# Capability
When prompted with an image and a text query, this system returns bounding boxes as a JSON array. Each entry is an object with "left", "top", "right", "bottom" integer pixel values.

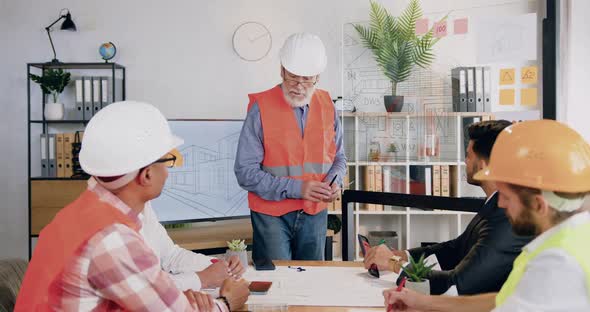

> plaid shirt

[{"left": 49, "top": 178, "right": 227, "bottom": 311}]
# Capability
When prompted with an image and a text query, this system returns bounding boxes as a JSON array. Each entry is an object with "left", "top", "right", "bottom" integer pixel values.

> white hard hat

[
  {"left": 279, "top": 33, "right": 327, "bottom": 77},
  {"left": 79, "top": 101, "right": 183, "bottom": 177}
]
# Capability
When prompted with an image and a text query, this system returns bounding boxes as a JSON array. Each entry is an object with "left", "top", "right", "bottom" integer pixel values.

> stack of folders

[
  {"left": 71, "top": 76, "right": 120, "bottom": 120},
  {"left": 451, "top": 67, "right": 491, "bottom": 112},
  {"left": 40, "top": 132, "right": 83, "bottom": 178}
]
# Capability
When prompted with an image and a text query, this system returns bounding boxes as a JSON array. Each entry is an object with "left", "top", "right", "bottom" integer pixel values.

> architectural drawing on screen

[{"left": 150, "top": 120, "right": 249, "bottom": 222}]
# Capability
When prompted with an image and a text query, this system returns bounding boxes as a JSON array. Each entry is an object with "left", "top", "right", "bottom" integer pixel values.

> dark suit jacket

[{"left": 407, "top": 193, "right": 532, "bottom": 295}]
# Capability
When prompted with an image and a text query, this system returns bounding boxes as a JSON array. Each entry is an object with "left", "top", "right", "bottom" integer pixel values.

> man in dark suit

[{"left": 364, "top": 120, "right": 532, "bottom": 295}]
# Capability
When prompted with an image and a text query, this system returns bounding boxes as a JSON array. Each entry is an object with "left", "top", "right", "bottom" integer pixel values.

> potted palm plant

[
  {"left": 354, "top": 0, "right": 444, "bottom": 112},
  {"left": 402, "top": 253, "right": 436, "bottom": 294},
  {"left": 30, "top": 69, "right": 71, "bottom": 120}
]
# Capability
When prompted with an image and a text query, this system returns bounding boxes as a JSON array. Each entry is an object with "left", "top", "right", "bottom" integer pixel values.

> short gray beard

[{"left": 282, "top": 85, "right": 315, "bottom": 108}]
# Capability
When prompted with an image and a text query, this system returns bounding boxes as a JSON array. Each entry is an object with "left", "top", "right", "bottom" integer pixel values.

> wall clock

[{"left": 232, "top": 22, "right": 272, "bottom": 62}]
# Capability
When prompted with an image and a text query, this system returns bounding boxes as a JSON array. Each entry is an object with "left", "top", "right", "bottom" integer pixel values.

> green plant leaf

[
  {"left": 353, "top": 0, "right": 446, "bottom": 95},
  {"left": 398, "top": 0, "right": 422, "bottom": 41},
  {"left": 29, "top": 69, "right": 71, "bottom": 100}
]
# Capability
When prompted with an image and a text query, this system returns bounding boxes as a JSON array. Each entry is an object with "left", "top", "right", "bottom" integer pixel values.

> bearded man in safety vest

[
  {"left": 234, "top": 33, "right": 347, "bottom": 263},
  {"left": 384, "top": 119, "right": 590, "bottom": 312},
  {"left": 16, "top": 101, "right": 249, "bottom": 311}
]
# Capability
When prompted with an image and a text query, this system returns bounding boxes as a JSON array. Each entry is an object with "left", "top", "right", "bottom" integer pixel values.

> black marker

[{"left": 329, "top": 174, "right": 338, "bottom": 187}]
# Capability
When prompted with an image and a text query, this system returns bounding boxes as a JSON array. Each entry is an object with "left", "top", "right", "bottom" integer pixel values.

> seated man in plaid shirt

[{"left": 16, "top": 101, "right": 250, "bottom": 311}]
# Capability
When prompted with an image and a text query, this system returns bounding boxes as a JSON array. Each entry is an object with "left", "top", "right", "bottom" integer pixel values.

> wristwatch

[
  {"left": 217, "top": 296, "right": 231, "bottom": 311},
  {"left": 389, "top": 255, "right": 403, "bottom": 271}
]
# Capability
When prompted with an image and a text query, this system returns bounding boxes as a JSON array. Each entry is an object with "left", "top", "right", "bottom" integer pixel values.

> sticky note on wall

[
  {"left": 521, "top": 66, "right": 538, "bottom": 84},
  {"left": 415, "top": 18, "right": 429, "bottom": 35},
  {"left": 500, "top": 68, "right": 515, "bottom": 85},
  {"left": 521, "top": 88, "right": 537, "bottom": 106},
  {"left": 454, "top": 18, "right": 468, "bottom": 34},
  {"left": 499, "top": 89, "right": 515, "bottom": 105},
  {"left": 434, "top": 21, "right": 447, "bottom": 38}
]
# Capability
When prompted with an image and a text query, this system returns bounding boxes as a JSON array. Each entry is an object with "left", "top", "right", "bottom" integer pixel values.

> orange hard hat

[{"left": 474, "top": 119, "right": 590, "bottom": 193}]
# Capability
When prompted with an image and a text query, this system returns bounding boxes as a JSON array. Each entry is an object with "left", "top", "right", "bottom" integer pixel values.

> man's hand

[
  {"left": 389, "top": 250, "right": 409, "bottom": 273},
  {"left": 227, "top": 255, "right": 246, "bottom": 279},
  {"left": 392, "top": 249, "right": 408, "bottom": 261},
  {"left": 196, "top": 260, "right": 230, "bottom": 289},
  {"left": 364, "top": 244, "right": 396, "bottom": 271},
  {"left": 184, "top": 290, "right": 216, "bottom": 312},
  {"left": 322, "top": 182, "right": 341, "bottom": 203},
  {"left": 301, "top": 181, "right": 332, "bottom": 202},
  {"left": 383, "top": 288, "right": 429, "bottom": 312},
  {"left": 220, "top": 278, "right": 250, "bottom": 311}
]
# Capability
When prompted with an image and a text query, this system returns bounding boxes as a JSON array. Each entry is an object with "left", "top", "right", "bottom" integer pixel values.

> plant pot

[
  {"left": 406, "top": 280, "right": 430, "bottom": 294},
  {"left": 44, "top": 102, "right": 65, "bottom": 120},
  {"left": 379, "top": 152, "right": 397, "bottom": 162},
  {"left": 384, "top": 96, "right": 404, "bottom": 112},
  {"left": 226, "top": 250, "right": 248, "bottom": 268}
]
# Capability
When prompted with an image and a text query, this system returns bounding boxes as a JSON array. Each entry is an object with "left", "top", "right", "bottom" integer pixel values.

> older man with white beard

[{"left": 234, "top": 33, "right": 346, "bottom": 263}]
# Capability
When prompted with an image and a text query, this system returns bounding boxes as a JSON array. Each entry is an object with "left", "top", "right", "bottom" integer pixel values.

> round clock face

[{"left": 232, "top": 22, "right": 272, "bottom": 62}]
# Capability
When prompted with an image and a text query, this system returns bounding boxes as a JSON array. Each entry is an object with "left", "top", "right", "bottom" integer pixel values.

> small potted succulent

[
  {"left": 226, "top": 239, "right": 248, "bottom": 268},
  {"left": 29, "top": 68, "right": 71, "bottom": 120},
  {"left": 381, "top": 143, "right": 398, "bottom": 162},
  {"left": 402, "top": 253, "right": 436, "bottom": 294}
]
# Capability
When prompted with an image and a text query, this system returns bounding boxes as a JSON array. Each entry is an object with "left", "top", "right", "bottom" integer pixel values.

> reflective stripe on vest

[
  {"left": 247, "top": 85, "right": 336, "bottom": 216},
  {"left": 262, "top": 162, "right": 332, "bottom": 177},
  {"left": 495, "top": 220, "right": 590, "bottom": 307},
  {"left": 15, "top": 190, "right": 138, "bottom": 311}
]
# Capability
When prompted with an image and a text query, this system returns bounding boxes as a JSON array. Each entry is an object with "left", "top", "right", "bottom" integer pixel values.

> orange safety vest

[
  {"left": 15, "top": 190, "right": 138, "bottom": 311},
  {"left": 247, "top": 85, "right": 336, "bottom": 216}
]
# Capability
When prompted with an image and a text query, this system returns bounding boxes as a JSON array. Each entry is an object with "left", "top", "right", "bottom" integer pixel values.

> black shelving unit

[{"left": 27, "top": 62, "right": 126, "bottom": 258}]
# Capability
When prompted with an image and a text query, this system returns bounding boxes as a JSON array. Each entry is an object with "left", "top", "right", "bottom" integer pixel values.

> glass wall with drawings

[{"left": 334, "top": 0, "right": 546, "bottom": 259}]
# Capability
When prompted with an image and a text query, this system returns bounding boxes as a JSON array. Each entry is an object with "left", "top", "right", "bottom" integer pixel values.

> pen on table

[{"left": 387, "top": 277, "right": 407, "bottom": 312}]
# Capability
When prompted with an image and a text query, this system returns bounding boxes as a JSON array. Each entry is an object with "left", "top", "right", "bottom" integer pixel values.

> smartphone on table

[{"left": 358, "top": 234, "right": 380, "bottom": 278}]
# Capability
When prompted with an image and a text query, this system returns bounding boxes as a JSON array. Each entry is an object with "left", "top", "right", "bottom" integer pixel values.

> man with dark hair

[
  {"left": 365, "top": 119, "right": 531, "bottom": 295},
  {"left": 384, "top": 119, "right": 590, "bottom": 311}
]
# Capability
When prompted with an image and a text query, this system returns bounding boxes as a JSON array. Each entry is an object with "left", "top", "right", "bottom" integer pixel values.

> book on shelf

[
  {"left": 432, "top": 165, "right": 441, "bottom": 196},
  {"left": 441, "top": 165, "right": 450, "bottom": 197},
  {"left": 56, "top": 133, "right": 65, "bottom": 178},
  {"left": 374, "top": 165, "right": 383, "bottom": 211},
  {"left": 409, "top": 166, "right": 431, "bottom": 195}
]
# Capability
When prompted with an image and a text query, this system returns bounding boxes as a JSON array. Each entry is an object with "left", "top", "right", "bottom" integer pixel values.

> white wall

[
  {"left": 0, "top": 0, "right": 541, "bottom": 259},
  {"left": 559, "top": 0, "right": 590, "bottom": 141}
]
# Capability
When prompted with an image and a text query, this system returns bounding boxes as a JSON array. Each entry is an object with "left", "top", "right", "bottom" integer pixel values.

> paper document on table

[{"left": 243, "top": 266, "right": 399, "bottom": 307}]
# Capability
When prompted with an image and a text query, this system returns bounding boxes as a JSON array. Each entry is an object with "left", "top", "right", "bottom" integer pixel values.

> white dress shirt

[
  {"left": 139, "top": 202, "right": 214, "bottom": 291},
  {"left": 492, "top": 211, "right": 590, "bottom": 312}
]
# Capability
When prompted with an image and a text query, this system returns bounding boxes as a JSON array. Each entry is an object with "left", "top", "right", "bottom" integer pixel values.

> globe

[{"left": 99, "top": 42, "right": 117, "bottom": 62}]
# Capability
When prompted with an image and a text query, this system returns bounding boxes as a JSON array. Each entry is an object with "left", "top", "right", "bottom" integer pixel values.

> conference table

[{"left": 238, "top": 260, "right": 386, "bottom": 312}]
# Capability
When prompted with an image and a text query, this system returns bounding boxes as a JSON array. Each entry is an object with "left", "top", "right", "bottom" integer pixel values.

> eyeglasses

[
  {"left": 282, "top": 69, "right": 318, "bottom": 88},
  {"left": 153, "top": 154, "right": 177, "bottom": 168},
  {"left": 283, "top": 77, "right": 318, "bottom": 88}
]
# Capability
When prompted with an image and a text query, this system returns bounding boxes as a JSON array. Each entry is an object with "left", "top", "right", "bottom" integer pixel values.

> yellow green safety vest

[{"left": 495, "top": 220, "right": 590, "bottom": 307}]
